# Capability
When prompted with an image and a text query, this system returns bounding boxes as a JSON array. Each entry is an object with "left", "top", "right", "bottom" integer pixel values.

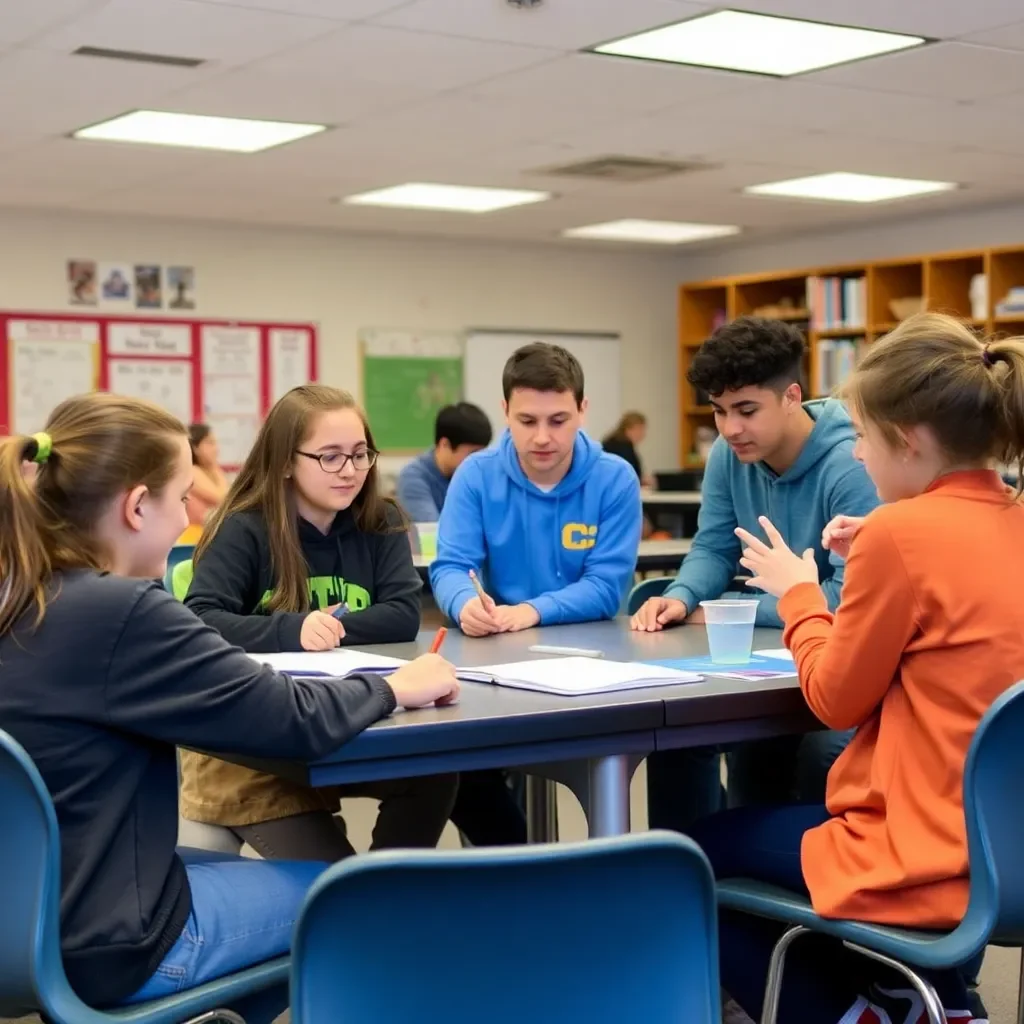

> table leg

[
  {"left": 525, "top": 775, "right": 559, "bottom": 843},
  {"left": 586, "top": 754, "right": 631, "bottom": 837}
]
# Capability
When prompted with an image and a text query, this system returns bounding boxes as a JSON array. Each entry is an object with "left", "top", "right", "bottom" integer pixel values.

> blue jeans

[
  {"left": 646, "top": 729, "right": 854, "bottom": 833},
  {"left": 124, "top": 849, "right": 328, "bottom": 1024},
  {"left": 689, "top": 805, "right": 970, "bottom": 1023}
]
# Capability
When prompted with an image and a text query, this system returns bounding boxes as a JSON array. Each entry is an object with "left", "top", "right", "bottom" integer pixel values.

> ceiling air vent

[
  {"left": 533, "top": 155, "right": 711, "bottom": 183},
  {"left": 73, "top": 46, "right": 205, "bottom": 68}
]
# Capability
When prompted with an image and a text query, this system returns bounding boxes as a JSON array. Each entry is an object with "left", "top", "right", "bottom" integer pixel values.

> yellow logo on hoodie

[{"left": 562, "top": 523, "right": 597, "bottom": 550}]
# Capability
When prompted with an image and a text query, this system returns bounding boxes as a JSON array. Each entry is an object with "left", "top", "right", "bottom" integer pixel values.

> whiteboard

[{"left": 463, "top": 330, "right": 621, "bottom": 444}]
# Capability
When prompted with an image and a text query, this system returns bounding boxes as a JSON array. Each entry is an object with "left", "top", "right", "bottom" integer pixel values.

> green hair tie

[{"left": 31, "top": 432, "right": 52, "bottom": 464}]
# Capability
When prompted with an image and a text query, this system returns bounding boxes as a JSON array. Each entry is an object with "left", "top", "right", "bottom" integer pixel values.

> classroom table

[
  {"left": 641, "top": 490, "right": 702, "bottom": 537},
  {"left": 216, "top": 620, "right": 816, "bottom": 839},
  {"left": 640, "top": 489, "right": 703, "bottom": 507},
  {"left": 412, "top": 537, "right": 693, "bottom": 575}
]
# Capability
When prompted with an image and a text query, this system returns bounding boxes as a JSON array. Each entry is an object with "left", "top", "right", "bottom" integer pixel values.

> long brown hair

[
  {"left": 0, "top": 393, "right": 187, "bottom": 637},
  {"left": 844, "top": 312, "right": 1024, "bottom": 486},
  {"left": 603, "top": 411, "right": 647, "bottom": 445},
  {"left": 195, "top": 384, "right": 403, "bottom": 614}
]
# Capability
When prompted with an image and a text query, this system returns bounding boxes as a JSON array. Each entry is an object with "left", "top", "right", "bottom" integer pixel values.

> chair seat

[
  {"left": 92, "top": 956, "right": 289, "bottom": 1024},
  {"left": 717, "top": 879, "right": 982, "bottom": 971}
]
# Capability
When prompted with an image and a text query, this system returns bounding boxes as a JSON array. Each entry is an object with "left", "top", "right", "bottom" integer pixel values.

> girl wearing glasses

[{"left": 181, "top": 384, "right": 457, "bottom": 862}]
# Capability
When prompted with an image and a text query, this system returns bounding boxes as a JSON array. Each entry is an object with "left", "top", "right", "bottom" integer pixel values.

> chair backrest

[
  {"left": 291, "top": 831, "right": 721, "bottom": 1024},
  {"left": 163, "top": 545, "right": 194, "bottom": 591},
  {"left": 962, "top": 679, "right": 1024, "bottom": 944},
  {"left": 169, "top": 559, "right": 194, "bottom": 601},
  {"left": 0, "top": 729, "right": 79, "bottom": 1019},
  {"left": 625, "top": 576, "right": 675, "bottom": 615}
]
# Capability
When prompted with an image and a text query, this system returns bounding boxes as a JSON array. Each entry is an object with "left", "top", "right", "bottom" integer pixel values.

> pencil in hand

[
  {"left": 429, "top": 626, "right": 448, "bottom": 655},
  {"left": 468, "top": 569, "right": 496, "bottom": 612}
]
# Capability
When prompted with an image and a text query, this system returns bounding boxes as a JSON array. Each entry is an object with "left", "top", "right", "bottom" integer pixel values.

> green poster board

[{"left": 360, "top": 331, "right": 463, "bottom": 451}]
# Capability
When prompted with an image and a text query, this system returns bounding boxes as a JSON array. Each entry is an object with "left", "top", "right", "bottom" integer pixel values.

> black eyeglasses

[{"left": 295, "top": 448, "right": 379, "bottom": 472}]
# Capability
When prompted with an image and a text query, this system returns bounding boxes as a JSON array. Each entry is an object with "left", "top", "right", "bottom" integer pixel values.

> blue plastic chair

[
  {"left": 717, "top": 678, "right": 1024, "bottom": 1024},
  {"left": 625, "top": 575, "right": 675, "bottom": 614},
  {"left": 291, "top": 832, "right": 721, "bottom": 1024},
  {"left": 0, "top": 727, "right": 288, "bottom": 1024}
]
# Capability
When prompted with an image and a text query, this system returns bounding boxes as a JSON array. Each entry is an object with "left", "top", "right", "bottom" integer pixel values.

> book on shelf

[
  {"left": 815, "top": 337, "right": 864, "bottom": 396},
  {"left": 807, "top": 275, "right": 866, "bottom": 330}
]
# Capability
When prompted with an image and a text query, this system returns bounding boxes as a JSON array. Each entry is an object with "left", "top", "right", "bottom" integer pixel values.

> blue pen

[{"left": 331, "top": 602, "right": 350, "bottom": 620}]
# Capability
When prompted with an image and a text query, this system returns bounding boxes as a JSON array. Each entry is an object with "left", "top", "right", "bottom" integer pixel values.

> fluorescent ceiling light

[
  {"left": 744, "top": 172, "right": 958, "bottom": 203},
  {"left": 343, "top": 183, "right": 550, "bottom": 213},
  {"left": 73, "top": 110, "right": 326, "bottom": 152},
  {"left": 591, "top": 10, "right": 926, "bottom": 77},
  {"left": 563, "top": 219, "right": 740, "bottom": 244}
]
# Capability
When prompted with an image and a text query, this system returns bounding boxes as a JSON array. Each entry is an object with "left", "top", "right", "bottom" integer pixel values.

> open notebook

[
  {"left": 456, "top": 657, "right": 702, "bottom": 696},
  {"left": 249, "top": 650, "right": 407, "bottom": 676}
]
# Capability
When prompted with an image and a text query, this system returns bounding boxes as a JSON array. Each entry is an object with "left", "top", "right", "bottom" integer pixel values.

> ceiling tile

[
  {"left": 0, "top": 47, "right": 209, "bottom": 135},
  {"left": 812, "top": 42, "right": 1024, "bottom": 102},
  {"left": 188, "top": 0, "right": 413, "bottom": 19},
  {"left": 33, "top": 0, "right": 341, "bottom": 66},
  {"left": 253, "top": 22, "right": 557, "bottom": 91},
  {"left": 0, "top": 0, "right": 100, "bottom": 47},
  {"left": 372, "top": 0, "right": 711, "bottom": 50},
  {"left": 726, "top": 0, "right": 1024, "bottom": 38}
]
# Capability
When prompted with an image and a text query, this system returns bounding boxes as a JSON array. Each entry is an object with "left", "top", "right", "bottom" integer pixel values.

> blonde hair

[
  {"left": 603, "top": 411, "right": 647, "bottom": 445},
  {"left": 0, "top": 393, "right": 187, "bottom": 636},
  {"left": 844, "top": 312, "right": 1024, "bottom": 484},
  {"left": 195, "top": 384, "right": 404, "bottom": 615}
]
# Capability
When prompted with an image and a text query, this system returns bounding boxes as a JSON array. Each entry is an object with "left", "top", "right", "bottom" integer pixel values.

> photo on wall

[
  {"left": 134, "top": 264, "right": 162, "bottom": 309},
  {"left": 167, "top": 265, "right": 195, "bottom": 310},
  {"left": 66, "top": 259, "right": 97, "bottom": 306},
  {"left": 98, "top": 262, "right": 133, "bottom": 309}
]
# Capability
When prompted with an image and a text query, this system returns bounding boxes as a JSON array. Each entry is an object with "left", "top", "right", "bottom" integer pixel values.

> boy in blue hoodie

[
  {"left": 632, "top": 316, "right": 880, "bottom": 831},
  {"left": 431, "top": 342, "right": 642, "bottom": 634}
]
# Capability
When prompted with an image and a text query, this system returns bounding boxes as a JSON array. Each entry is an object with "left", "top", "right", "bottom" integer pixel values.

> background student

[
  {"left": 691, "top": 312, "right": 1021, "bottom": 1024},
  {"left": 396, "top": 401, "right": 492, "bottom": 522},
  {"left": 631, "top": 317, "right": 880, "bottom": 831},
  {"left": 183, "top": 384, "right": 457, "bottom": 861},
  {"left": 0, "top": 394, "right": 459, "bottom": 1022},
  {"left": 186, "top": 422, "right": 229, "bottom": 527},
  {"left": 601, "top": 410, "right": 654, "bottom": 488},
  {"left": 431, "top": 341, "right": 642, "bottom": 635}
]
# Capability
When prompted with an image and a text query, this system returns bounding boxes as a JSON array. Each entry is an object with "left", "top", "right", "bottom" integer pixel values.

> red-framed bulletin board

[{"left": 0, "top": 311, "right": 318, "bottom": 469}]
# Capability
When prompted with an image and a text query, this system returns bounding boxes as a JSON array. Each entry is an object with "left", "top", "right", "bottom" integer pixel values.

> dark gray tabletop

[{"left": 218, "top": 619, "right": 817, "bottom": 787}]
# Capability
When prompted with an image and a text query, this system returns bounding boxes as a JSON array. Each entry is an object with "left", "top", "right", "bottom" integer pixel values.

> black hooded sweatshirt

[{"left": 185, "top": 504, "right": 421, "bottom": 652}]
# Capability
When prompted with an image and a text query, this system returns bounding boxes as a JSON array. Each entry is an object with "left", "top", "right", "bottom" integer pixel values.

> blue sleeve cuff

[
  {"left": 661, "top": 582, "right": 698, "bottom": 613},
  {"left": 448, "top": 586, "right": 477, "bottom": 624},
  {"left": 528, "top": 595, "right": 559, "bottom": 625}
]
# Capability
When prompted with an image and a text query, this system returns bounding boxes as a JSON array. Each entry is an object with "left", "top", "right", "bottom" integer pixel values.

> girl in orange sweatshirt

[{"left": 691, "top": 312, "right": 1024, "bottom": 1024}]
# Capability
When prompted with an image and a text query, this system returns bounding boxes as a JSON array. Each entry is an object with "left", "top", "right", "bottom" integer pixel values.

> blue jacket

[
  {"left": 664, "top": 399, "right": 880, "bottom": 626},
  {"left": 396, "top": 450, "right": 449, "bottom": 522},
  {"left": 430, "top": 430, "right": 642, "bottom": 625}
]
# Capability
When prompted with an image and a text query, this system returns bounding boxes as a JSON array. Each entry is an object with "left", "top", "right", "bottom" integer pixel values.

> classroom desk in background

[
  {"left": 214, "top": 620, "right": 815, "bottom": 838},
  {"left": 640, "top": 490, "right": 702, "bottom": 507},
  {"left": 412, "top": 537, "right": 693, "bottom": 576},
  {"left": 641, "top": 490, "right": 702, "bottom": 538}
]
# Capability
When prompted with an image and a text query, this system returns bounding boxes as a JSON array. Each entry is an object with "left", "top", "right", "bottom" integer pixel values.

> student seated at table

[
  {"left": 430, "top": 341, "right": 642, "bottom": 634},
  {"left": 183, "top": 384, "right": 457, "bottom": 861},
  {"left": 601, "top": 410, "right": 654, "bottom": 488},
  {"left": 187, "top": 422, "right": 229, "bottom": 527},
  {"left": 396, "top": 401, "right": 492, "bottom": 522},
  {"left": 690, "top": 312, "right": 1024, "bottom": 1024},
  {"left": 0, "top": 394, "right": 459, "bottom": 1021},
  {"left": 631, "top": 317, "right": 879, "bottom": 831}
]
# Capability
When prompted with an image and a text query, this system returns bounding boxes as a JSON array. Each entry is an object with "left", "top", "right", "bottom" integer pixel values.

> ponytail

[
  {"left": 0, "top": 393, "right": 187, "bottom": 638},
  {"left": 844, "top": 313, "right": 1024, "bottom": 492},
  {"left": 0, "top": 435, "right": 52, "bottom": 636}
]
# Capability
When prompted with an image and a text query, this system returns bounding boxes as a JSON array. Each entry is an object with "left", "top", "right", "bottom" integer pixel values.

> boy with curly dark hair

[{"left": 633, "top": 315, "right": 880, "bottom": 830}]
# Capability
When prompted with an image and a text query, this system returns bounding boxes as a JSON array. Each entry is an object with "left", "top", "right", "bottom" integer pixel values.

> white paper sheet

[
  {"left": 459, "top": 657, "right": 702, "bottom": 696},
  {"left": 269, "top": 328, "right": 312, "bottom": 401},
  {"left": 753, "top": 649, "right": 795, "bottom": 661},
  {"left": 250, "top": 650, "right": 408, "bottom": 676},
  {"left": 108, "top": 359, "right": 193, "bottom": 425}
]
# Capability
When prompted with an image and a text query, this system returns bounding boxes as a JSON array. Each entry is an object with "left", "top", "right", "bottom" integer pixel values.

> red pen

[{"left": 429, "top": 626, "right": 448, "bottom": 655}]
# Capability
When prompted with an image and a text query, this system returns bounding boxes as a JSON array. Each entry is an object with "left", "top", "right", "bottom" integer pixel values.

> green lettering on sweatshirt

[{"left": 258, "top": 576, "right": 371, "bottom": 612}]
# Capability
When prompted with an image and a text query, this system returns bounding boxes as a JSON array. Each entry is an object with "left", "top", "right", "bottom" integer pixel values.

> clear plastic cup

[{"left": 700, "top": 599, "right": 758, "bottom": 665}]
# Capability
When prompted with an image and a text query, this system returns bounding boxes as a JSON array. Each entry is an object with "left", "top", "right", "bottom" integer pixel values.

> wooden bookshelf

[{"left": 678, "top": 244, "right": 1024, "bottom": 466}]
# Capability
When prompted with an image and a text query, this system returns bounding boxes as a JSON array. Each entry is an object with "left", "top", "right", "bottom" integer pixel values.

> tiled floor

[{"left": 4, "top": 765, "right": 1019, "bottom": 1022}]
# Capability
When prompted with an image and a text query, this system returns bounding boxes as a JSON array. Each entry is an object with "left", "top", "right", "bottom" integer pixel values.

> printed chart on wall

[
  {"left": 269, "top": 327, "right": 314, "bottom": 402},
  {"left": 202, "top": 325, "right": 261, "bottom": 467},
  {"left": 8, "top": 319, "right": 99, "bottom": 433},
  {"left": 107, "top": 322, "right": 194, "bottom": 426},
  {"left": 360, "top": 329, "right": 462, "bottom": 452}
]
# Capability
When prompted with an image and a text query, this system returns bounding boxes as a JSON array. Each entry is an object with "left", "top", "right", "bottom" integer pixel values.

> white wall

[
  {"left": 0, "top": 207, "right": 682, "bottom": 472},
  {"left": 675, "top": 199, "right": 1024, "bottom": 281}
]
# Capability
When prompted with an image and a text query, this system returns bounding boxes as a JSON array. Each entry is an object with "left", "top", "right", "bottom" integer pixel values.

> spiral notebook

[
  {"left": 249, "top": 650, "right": 407, "bottom": 677},
  {"left": 455, "top": 657, "right": 702, "bottom": 696}
]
